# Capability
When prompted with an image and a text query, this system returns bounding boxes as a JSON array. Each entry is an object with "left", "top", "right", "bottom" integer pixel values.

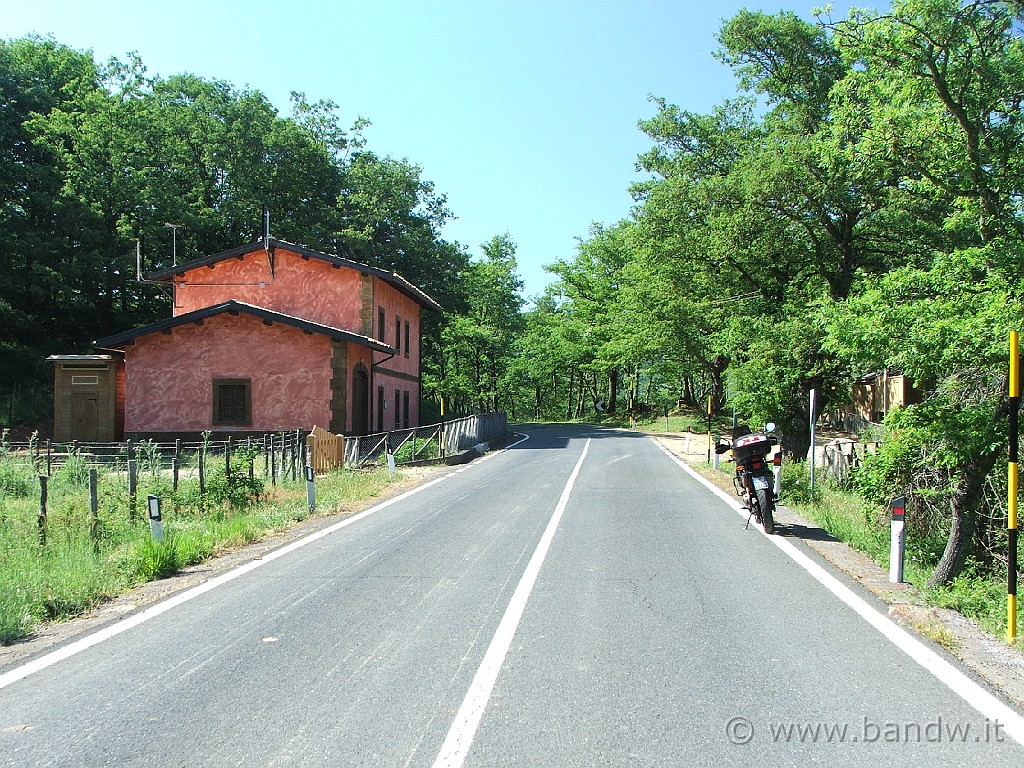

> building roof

[
  {"left": 146, "top": 237, "right": 443, "bottom": 312},
  {"left": 47, "top": 355, "right": 115, "bottom": 362},
  {"left": 93, "top": 300, "right": 397, "bottom": 353}
]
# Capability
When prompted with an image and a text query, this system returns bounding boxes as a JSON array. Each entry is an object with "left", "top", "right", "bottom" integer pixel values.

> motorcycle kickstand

[{"left": 743, "top": 509, "right": 755, "bottom": 530}]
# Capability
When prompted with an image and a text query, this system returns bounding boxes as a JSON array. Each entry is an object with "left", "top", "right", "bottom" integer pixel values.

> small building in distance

[
  {"left": 51, "top": 237, "right": 440, "bottom": 442},
  {"left": 48, "top": 354, "right": 124, "bottom": 443},
  {"left": 848, "top": 369, "right": 923, "bottom": 427}
]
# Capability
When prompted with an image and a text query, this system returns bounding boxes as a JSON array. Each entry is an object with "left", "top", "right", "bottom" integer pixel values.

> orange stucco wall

[
  {"left": 162, "top": 245, "right": 427, "bottom": 431},
  {"left": 370, "top": 276, "right": 421, "bottom": 428},
  {"left": 371, "top": 277, "right": 421, "bottom": 375},
  {"left": 173, "top": 248, "right": 364, "bottom": 330},
  {"left": 123, "top": 313, "right": 333, "bottom": 433}
]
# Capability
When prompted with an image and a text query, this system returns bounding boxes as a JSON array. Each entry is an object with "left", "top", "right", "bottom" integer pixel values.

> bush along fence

[
  {"left": 1, "top": 412, "right": 510, "bottom": 541},
  {"left": 0, "top": 430, "right": 310, "bottom": 547}
]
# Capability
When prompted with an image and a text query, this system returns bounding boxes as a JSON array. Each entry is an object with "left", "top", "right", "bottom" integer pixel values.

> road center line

[
  {"left": 657, "top": 439, "right": 1024, "bottom": 745},
  {"left": 432, "top": 438, "right": 591, "bottom": 768}
]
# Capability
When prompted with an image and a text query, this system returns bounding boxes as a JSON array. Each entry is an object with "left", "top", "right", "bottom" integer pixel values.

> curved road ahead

[{"left": 2, "top": 424, "right": 1023, "bottom": 766}]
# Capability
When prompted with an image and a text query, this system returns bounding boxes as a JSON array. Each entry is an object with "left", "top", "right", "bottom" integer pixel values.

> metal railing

[{"left": 1, "top": 412, "right": 510, "bottom": 475}]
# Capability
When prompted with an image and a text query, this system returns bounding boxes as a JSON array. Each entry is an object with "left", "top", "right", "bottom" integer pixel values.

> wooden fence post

[
  {"left": 198, "top": 446, "right": 206, "bottom": 496},
  {"left": 128, "top": 459, "right": 138, "bottom": 522},
  {"left": 291, "top": 431, "right": 298, "bottom": 482},
  {"left": 226, "top": 436, "right": 233, "bottom": 478},
  {"left": 89, "top": 468, "right": 99, "bottom": 550},
  {"left": 37, "top": 475, "right": 48, "bottom": 546}
]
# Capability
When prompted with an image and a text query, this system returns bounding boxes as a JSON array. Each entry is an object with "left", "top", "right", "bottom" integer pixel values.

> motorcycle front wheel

[{"left": 755, "top": 487, "right": 775, "bottom": 534}]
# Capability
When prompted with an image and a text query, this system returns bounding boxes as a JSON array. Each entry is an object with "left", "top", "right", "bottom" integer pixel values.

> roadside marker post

[
  {"left": 1009, "top": 331, "right": 1020, "bottom": 644},
  {"left": 889, "top": 495, "right": 906, "bottom": 584},
  {"left": 305, "top": 464, "right": 316, "bottom": 514},
  {"left": 147, "top": 495, "right": 164, "bottom": 543},
  {"left": 809, "top": 388, "right": 817, "bottom": 494},
  {"left": 706, "top": 394, "right": 713, "bottom": 465},
  {"left": 685, "top": 427, "right": 691, "bottom": 454}
]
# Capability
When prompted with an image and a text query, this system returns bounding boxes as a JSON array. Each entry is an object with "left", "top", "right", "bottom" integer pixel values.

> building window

[
  {"left": 394, "top": 389, "right": 400, "bottom": 430},
  {"left": 395, "top": 315, "right": 401, "bottom": 355},
  {"left": 404, "top": 321, "right": 410, "bottom": 359},
  {"left": 402, "top": 390, "right": 410, "bottom": 429},
  {"left": 213, "top": 378, "right": 251, "bottom": 426},
  {"left": 377, "top": 385, "right": 385, "bottom": 433},
  {"left": 378, "top": 307, "right": 385, "bottom": 341}
]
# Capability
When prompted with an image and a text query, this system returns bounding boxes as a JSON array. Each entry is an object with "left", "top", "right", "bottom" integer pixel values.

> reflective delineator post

[
  {"left": 147, "top": 494, "right": 164, "bottom": 543},
  {"left": 809, "top": 388, "right": 817, "bottom": 493},
  {"left": 706, "top": 394, "right": 713, "bottom": 465},
  {"left": 685, "top": 426, "right": 691, "bottom": 454},
  {"left": 305, "top": 464, "right": 316, "bottom": 514},
  {"left": 1009, "top": 331, "right": 1020, "bottom": 644},
  {"left": 889, "top": 495, "right": 906, "bottom": 584}
]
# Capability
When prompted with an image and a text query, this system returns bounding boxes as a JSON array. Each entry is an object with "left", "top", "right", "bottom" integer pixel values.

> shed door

[
  {"left": 352, "top": 369, "right": 369, "bottom": 436},
  {"left": 71, "top": 392, "right": 99, "bottom": 441}
]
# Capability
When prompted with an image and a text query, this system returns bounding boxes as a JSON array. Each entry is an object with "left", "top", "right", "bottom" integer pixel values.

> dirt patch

[{"left": 651, "top": 432, "right": 1024, "bottom": 710}]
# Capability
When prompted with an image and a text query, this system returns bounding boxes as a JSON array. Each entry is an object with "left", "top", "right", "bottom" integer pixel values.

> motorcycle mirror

[{"left": 765, "top": 422, "right": 776, "bottom": 432}]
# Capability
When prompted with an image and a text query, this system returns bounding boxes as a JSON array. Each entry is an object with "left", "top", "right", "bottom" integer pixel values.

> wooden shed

[{"left": 48, "top": 354, "right": 125, "bottom": 442}]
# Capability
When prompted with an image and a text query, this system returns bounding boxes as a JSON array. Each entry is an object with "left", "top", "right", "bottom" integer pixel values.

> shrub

[
  {"left": 780, "top": 460, "right": 821, "bottom": 505},
  {"left": 53, "top": 454, "right": 91, "bottom": 490},
  {"left": 0, "top": 461, "right": 34, "bottom": 498},
  {"left": 124, "top": 534, "right": 182, "bottom": 582}
]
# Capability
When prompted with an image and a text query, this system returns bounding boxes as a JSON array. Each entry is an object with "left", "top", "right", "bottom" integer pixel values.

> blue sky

[{"left": 4, "top": 1, "right": 856, "bottom": 300}]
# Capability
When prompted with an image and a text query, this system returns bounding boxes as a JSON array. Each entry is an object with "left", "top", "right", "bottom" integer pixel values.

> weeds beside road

[{"left": 0, "top": 450, "right": 406, "bottom": 645}]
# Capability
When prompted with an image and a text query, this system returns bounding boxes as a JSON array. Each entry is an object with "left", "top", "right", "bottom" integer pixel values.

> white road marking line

[
  {"left": 656, "top": 440, "right": 1024, "bottom": 745},
  {"left": 0, "top": 434, "right": 532, "bottom": 691},
  {"left": 432, "top": 438, "right": 591, "bottom": 768}
]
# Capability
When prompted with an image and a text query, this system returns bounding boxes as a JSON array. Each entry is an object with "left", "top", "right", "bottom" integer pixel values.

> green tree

[
  {"left": 437, "top": 234, "right": 524, "bottom": 414},
  {"left": 822, "top": 0, "right": 1024, "bottom": 585}
]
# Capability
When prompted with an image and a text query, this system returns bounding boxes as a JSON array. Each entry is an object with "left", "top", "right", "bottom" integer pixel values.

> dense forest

[{"left": 2, "top": 0, "right": 1024, "bottom": 586}]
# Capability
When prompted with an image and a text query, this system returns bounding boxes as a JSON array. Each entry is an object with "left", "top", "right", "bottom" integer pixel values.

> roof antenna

[
  {"left": 164, "top": 222, "right": 184, "bottom": 266},
  {"left": 263, "top": 206, "right": 275, "bottom": 276}
]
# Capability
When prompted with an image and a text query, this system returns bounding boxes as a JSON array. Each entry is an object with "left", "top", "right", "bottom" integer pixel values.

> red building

[{"left": 61, "top": 237, "right": 440, "bottom": 442}]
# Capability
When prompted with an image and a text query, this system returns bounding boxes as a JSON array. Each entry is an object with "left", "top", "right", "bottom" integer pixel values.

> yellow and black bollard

[{"left": 1010, "top": 331, "right": 1020, "bottom": 645}]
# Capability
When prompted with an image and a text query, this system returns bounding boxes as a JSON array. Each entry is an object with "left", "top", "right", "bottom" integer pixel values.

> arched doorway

[{"left": 352, "top": 366, "right": 369, "bottom": 436}]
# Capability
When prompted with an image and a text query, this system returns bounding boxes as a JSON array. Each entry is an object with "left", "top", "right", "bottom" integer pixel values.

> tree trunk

[
  {"left": 682, "top": 375, "right": 694, "bottom": 407},
  {"left": 706, "top": 356, "right": 728, "bottom": 413},
  {"left": 565, "top": 369, "right": 574, "bottom": 421},
  {"left": 608, "top": 369, "right": 618, "bottom": 414},
  {"left": 927, "top": 447, "right": 999, "bottom": 587}
]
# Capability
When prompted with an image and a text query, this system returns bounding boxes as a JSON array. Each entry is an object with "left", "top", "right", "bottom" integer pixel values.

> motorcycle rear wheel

[{"left": 755, "top": 487, "right": 775, "bottom": 534}]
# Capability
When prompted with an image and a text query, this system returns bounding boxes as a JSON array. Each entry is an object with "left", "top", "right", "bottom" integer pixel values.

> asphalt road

[{"left": 2, "top": 423, "right": 1024, "bottom": 766}]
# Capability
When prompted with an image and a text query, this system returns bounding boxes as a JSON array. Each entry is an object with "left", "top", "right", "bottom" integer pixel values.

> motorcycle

[{"left": 715, "top": 423, "right": 779, "bottom": 534}]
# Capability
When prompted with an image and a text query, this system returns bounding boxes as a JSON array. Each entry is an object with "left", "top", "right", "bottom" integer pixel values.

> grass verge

[{"left": 0, "top": 464, "right": 407, "bottom": 645}]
